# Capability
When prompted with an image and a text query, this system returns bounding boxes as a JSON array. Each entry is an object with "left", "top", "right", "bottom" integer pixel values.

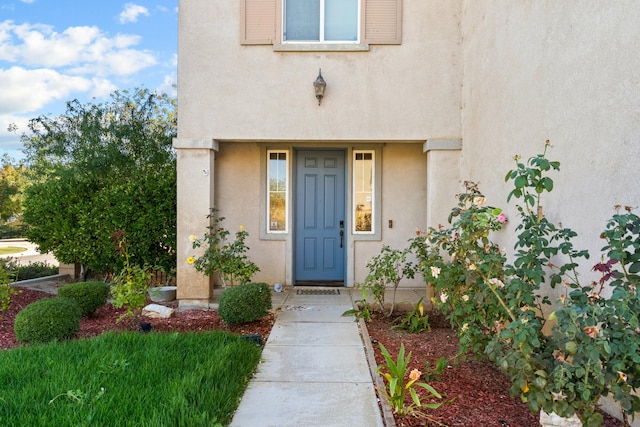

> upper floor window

[
  {"left": 241, "top": 0, "right": 402, "bottom": 46},
  {"left": 284, "top": 0, "right": 359, "bottom": 43}
]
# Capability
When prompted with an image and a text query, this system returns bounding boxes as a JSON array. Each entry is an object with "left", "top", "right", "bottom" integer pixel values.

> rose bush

[{"left": 408, "top": 142, "right": 638, "bottom": 426}]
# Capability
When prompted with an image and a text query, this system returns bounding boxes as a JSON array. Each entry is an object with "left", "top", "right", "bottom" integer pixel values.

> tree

[
  {"left": 0, "top": 155, "right": 27, "bottom": 222},
  {"left": 21, "top": 88, "right": 177, "bottom": 277}
]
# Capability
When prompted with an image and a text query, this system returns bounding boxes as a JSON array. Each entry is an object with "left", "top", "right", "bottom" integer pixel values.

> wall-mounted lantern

[{"left": 313, "top": 69, "right": 326, "bottom": 105}]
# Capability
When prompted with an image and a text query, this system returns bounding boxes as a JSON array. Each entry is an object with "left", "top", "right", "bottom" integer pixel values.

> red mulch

[
  {"left": 1, "top": 290, "right": 626, "bottom": 426},
  {"left": 0, "top": 288, "right": 275, "bottom": 350},
  {"left": 367, "top": 311, "right": 625, "bottom": 427}
]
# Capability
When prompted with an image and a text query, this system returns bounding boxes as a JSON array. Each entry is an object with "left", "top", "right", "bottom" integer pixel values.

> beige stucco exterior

[
  {"left": 176, "top": 0, "right": 640, "bottom": 321},
  {"left": 174, "top": 0, "right": 464, "bottom": 307},
  {"left": 176, "top": 2, "right": 640, "bottom": 420},
  {"left": 459, "top": 2, "right": 640, "bottom": 301}
]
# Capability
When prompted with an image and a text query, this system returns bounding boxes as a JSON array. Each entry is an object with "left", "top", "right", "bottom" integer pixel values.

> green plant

[
  {"left": 14, "top": 297, "right": 81, "bottom": 344},
  {"left": 360, "top": 245, "right": 417, "bottom": 316},
  {"left": 410, "top": 180, "right": 508, "bottom": 355},
  {"left": 392, "top": 297, "right": 430, "bottom": 333},
  {"left": 0, "top": 265, "right": 20, "bottom": 315},
  {"left": 58, "top": 281, "right": 110, "bottom": 317},
  {"left": 189, "top": 210, "right": 260, "bottom": 288},
  {"left": 22, "top": 88, "right": 177, "bottom": 277},
  {"left": 218, "top": 282, "right": 272, "bottom": 324},
  {"left": 422, "top": 357, "right": 450, "bottom": 382},
  {"left": 0, "top": 258, "right": 58, "bottom": 281},
  {"left": 412, "top": 142, "right": 640, "bottom": 425},
  {"left": 342, "top": 286, "right": 374, "bottom": 322},
  {"left": 109, "top": 230, "right": 152, "bottom": 323},
  {"left": 377, "top": 342, "right": 443, "bottom": 416}
]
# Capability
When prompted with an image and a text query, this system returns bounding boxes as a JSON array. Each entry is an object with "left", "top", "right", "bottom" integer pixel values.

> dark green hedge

[
  {"left": 218, "top": 283, "right": 272, "bottom": 324},
  {"left": 58, "top": 281, "right": 110, "bottom": 316},
  {"left": 14, "top": 297, "right": 81, "bottom": 344}
]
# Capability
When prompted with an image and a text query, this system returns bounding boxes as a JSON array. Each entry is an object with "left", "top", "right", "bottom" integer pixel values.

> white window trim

[
  {"left": 267, "top": 149, "right": 289, "bottom": 234},
  {"left": 281, "top": 0, "right": 361, "bottom": 44},
  {"left": 352, "top": 149, "right": 375, "bottom": 235}
]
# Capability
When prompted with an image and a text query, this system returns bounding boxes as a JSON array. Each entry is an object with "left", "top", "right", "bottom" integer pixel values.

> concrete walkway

[{"left": 230, "top": 288, "right": 385, "bottom": 427}]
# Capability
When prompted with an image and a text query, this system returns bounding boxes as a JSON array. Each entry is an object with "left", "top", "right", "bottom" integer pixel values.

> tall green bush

[
  {"left": 21, "top": 88, "right": 177, "bottom": 277},
  {"left": 14, "top": 297, "right": 81, "bottom": 344},
  {"left": 218, "top": 283, "right": 271, "bottom": 324},
  {"left": 58, "top": 281, "right": 110, "bottom": 316}
]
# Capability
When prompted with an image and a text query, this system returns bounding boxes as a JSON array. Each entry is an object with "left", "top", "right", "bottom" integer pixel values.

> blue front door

[{"left": 295, "top": 150, "right": 346, "bottom": 284}]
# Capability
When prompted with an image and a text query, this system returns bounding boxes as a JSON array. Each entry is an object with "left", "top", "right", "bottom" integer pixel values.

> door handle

[{"left": 339, "top": 230, "right": 344, "bottom": 248}]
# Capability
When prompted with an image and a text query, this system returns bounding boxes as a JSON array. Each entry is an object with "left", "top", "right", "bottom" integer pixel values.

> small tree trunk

[{"left": 388, "top": 281, "right": 400, "bottom": 317}]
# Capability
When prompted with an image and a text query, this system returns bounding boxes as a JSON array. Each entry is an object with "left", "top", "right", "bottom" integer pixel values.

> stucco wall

[
  {"left": 354, "top": 143, "right": 429, "bottom": 286},
  {"left": 177, "top": 0, "right": 462, "bottom": 142},
  {"left": 214, "top": 142, "right": 286, "bottom": 286},
  {"left": 211, "top": 142, "right": 429, "bottom": 288},
  {"left": 459, "top": 4, "right": 640, "bottom": 423},
  {"left": 460, "top": 1, "right": 640, "bottom": 291}
]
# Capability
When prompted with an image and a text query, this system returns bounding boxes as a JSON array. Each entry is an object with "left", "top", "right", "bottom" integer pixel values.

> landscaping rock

[
  {"left": 142, "top": 304, "right": 175, "bottom": 319},
  {"left": 540, "top": 411, "right": 583, "bottom": 427}
]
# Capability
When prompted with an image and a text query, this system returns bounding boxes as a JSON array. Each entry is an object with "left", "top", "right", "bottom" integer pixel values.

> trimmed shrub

[
  {"left": 0, "top": 258, "right": 58, "bottom": 281},
  {"left": 58, "top": 281, "right": 110, "bottom": 316},
  {"left": 218, "top": 282, "right": 272, "bottom": 324},
  {"left": 14, "top": 297, "right": 81, "bottom": 344}
]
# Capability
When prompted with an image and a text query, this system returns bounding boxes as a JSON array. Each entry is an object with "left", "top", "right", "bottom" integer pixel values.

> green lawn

[
  {"left": 0, "top": 331, "right": 262, "bottom": 426},
  {"left": 0, "top": 247, "right": 26, "bottom": 255}
]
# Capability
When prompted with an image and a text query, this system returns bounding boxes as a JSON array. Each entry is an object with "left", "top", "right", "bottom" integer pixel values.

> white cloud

[
  {"left": 9, "top": 23, "right": 102, "bottom": 67},
  {"left": 89, "top": 78, "right": 118, "bottom": 99},
  {"left": 157, "top": 73, "right": 176, "bottom": 97},
  {"left": 0, "top": 66, "right": 92, "bottom": 114},
  {"left": 119, "top": 3, "right": 150, "bottom": 24},
  {"left": 0, "top": 20, "right": 157, "bottom": 77}
]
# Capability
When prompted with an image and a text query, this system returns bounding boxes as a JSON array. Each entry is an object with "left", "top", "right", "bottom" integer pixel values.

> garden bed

[
  {"left": 366, "top": 311, "right": 625, "bottom": 427},
  {"left": 0, "top": 288, "right": 275, "bottom": 349},
  {"left": 0, "top": 290, "right": 627, "bottom": 426}
]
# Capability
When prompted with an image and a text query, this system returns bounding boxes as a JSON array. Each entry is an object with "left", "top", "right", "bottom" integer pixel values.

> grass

[
  {"left": 0, "top": 331, "right": 262, "bottom": 426},
  {"left": 0, "top": 247, "right": 26, "bottom": 255}
]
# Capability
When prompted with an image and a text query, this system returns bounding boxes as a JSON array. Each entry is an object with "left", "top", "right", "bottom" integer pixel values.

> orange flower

[
  {"left": 409, "top": 369, "right": 422, "bottom": 382},
  {"left": 583, "top": 326, "right": 599, "bottom": 338}
]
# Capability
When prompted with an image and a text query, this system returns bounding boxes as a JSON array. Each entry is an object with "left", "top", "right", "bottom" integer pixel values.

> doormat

[{"left": 296, "top": 289, "right": 341, "bottom": 296}]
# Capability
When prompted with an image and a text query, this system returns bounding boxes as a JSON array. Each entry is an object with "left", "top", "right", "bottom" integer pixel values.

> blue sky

[{"left": 0, "top": 0, "right": 178, "bottom": 161}]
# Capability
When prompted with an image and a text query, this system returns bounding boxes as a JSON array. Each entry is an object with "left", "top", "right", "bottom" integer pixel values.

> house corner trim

[
  {"left": 172, "top": 138, "right": 219, "bottom": 151},
  {"left": 423, "top": 138, "right": 462, "bottom": 153}
]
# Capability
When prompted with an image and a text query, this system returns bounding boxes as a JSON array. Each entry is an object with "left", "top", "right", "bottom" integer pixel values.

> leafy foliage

[
  {"left": 391, "top": 297, "right": 430, "bottom": 333},
  {"left": 190, "top": 210, "right": 260, "bottom": 287},
  {"left": 109, "top": 231, "right": 152, "bottom": 323},
  {"left": 412, "top": 141, "right": 639, "bottom": 425},
  {"left": 410, "top": 180, "right": 508, "bottom": 355},
  {"left": 14, "top": 297, "right": 81, "bottom": 344},
  {"left": 218, "top": 282, "right": 272, "bottom": 324},
  {"left": 341, "top": 287, "right": 374, "bottom": 322},
  {"left": 358, "top": 244, "right": 416, "bottom": 317},
  {"left": 21, "top": 88, "right": 177, "bottom": 276},
  {"left": 58, "top": 281, "right": 110, "bottom": 317},
  {"left": 377, "top": 342, "right": 443, "bottom": 416},
  {"left": 0, "top": 155, "right": 27, "bottom": 222},
  {"left": 0, "top": 258, "right": 58, "bottom": 281},
  {"left": 0, "top": 265, "right": 20, "bottom": 316}
]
